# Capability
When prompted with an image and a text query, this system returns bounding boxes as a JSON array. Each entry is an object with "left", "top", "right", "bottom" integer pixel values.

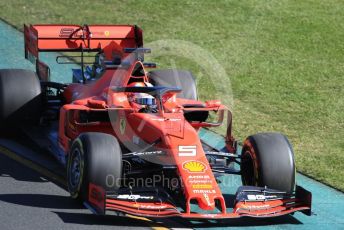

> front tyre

[
  {"left": 240, "top": 132, "right": 296, "bottom": 194},
  {"left": 67, "top": 132, "right": 122, "bottom": 200}
]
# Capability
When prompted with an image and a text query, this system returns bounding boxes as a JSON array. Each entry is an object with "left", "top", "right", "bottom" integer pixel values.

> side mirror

[{"left": 205, "top": 100, "right": 221, "bottom": 108}]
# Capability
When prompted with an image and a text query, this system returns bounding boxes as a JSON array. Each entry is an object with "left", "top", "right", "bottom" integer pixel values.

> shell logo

[
  {"left": 104, "top": 30, "right": 110, "bottom": 37},
  {"left": 183, "top": 161, "right": 206, "bottom": 173}
]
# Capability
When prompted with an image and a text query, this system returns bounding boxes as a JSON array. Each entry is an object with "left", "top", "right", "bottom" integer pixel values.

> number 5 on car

[{"left": 178, "top": 146, "right": 197, "bottom": 157}]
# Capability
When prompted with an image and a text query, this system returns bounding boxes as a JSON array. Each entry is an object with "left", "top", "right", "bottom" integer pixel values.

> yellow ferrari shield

[{"left": 119, "top": 118, "right": 126, "bottom": 134}]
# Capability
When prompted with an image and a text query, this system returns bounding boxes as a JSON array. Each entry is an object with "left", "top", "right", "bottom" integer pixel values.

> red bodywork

[{"left": 24, "top": 24, "right": 311, "bottom": 219}]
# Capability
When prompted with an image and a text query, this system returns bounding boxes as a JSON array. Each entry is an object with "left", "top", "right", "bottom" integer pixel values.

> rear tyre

[
  {"left": 67, "top": 132, "right": 122, "bottom": 201},
  {"left": 148, "top": 69, "right": 197, "bottom": 100},
  {"left": 240, "top": 132, "right": 296, "bottom": 194},
  {"left": 0, "top": 69, "right": 41, "bottom": 130}
]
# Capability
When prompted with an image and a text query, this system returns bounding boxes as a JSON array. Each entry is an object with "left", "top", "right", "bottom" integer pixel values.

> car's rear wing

[
  {"left": 24, "top": 24, "right": 144, "bottom": 81},
  {"left": 24, "top": 24, "right": 143, "bottom": 57}
]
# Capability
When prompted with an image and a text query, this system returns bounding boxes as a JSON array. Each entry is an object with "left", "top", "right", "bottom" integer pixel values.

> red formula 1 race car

[{"left": 0, "top": 24, "right": 311, "bottom": 219}]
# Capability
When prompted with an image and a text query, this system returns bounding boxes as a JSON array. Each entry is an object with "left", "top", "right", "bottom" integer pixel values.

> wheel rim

[{"left": 69, "top": 148, "right": 82, "bottom": 189}]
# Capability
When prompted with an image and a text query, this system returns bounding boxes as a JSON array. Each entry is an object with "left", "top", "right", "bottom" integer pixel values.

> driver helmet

[{"left": 127, "top": 82, "right": 156, "bottom": 110}]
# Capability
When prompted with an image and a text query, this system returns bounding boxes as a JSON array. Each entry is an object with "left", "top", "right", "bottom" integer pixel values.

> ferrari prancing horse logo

[{"left": 120, "top": 118, "right": 126, "bottom": 134}]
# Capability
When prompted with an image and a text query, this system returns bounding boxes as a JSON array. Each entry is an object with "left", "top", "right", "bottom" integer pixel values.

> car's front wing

[{"left": 85, "top": 183, "right": 311, "bottom": 219}]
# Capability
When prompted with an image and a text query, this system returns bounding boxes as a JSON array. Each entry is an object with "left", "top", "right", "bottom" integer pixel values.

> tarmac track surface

[{"left": 0, "top": 153, "right": 155, "bottom": 230}]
